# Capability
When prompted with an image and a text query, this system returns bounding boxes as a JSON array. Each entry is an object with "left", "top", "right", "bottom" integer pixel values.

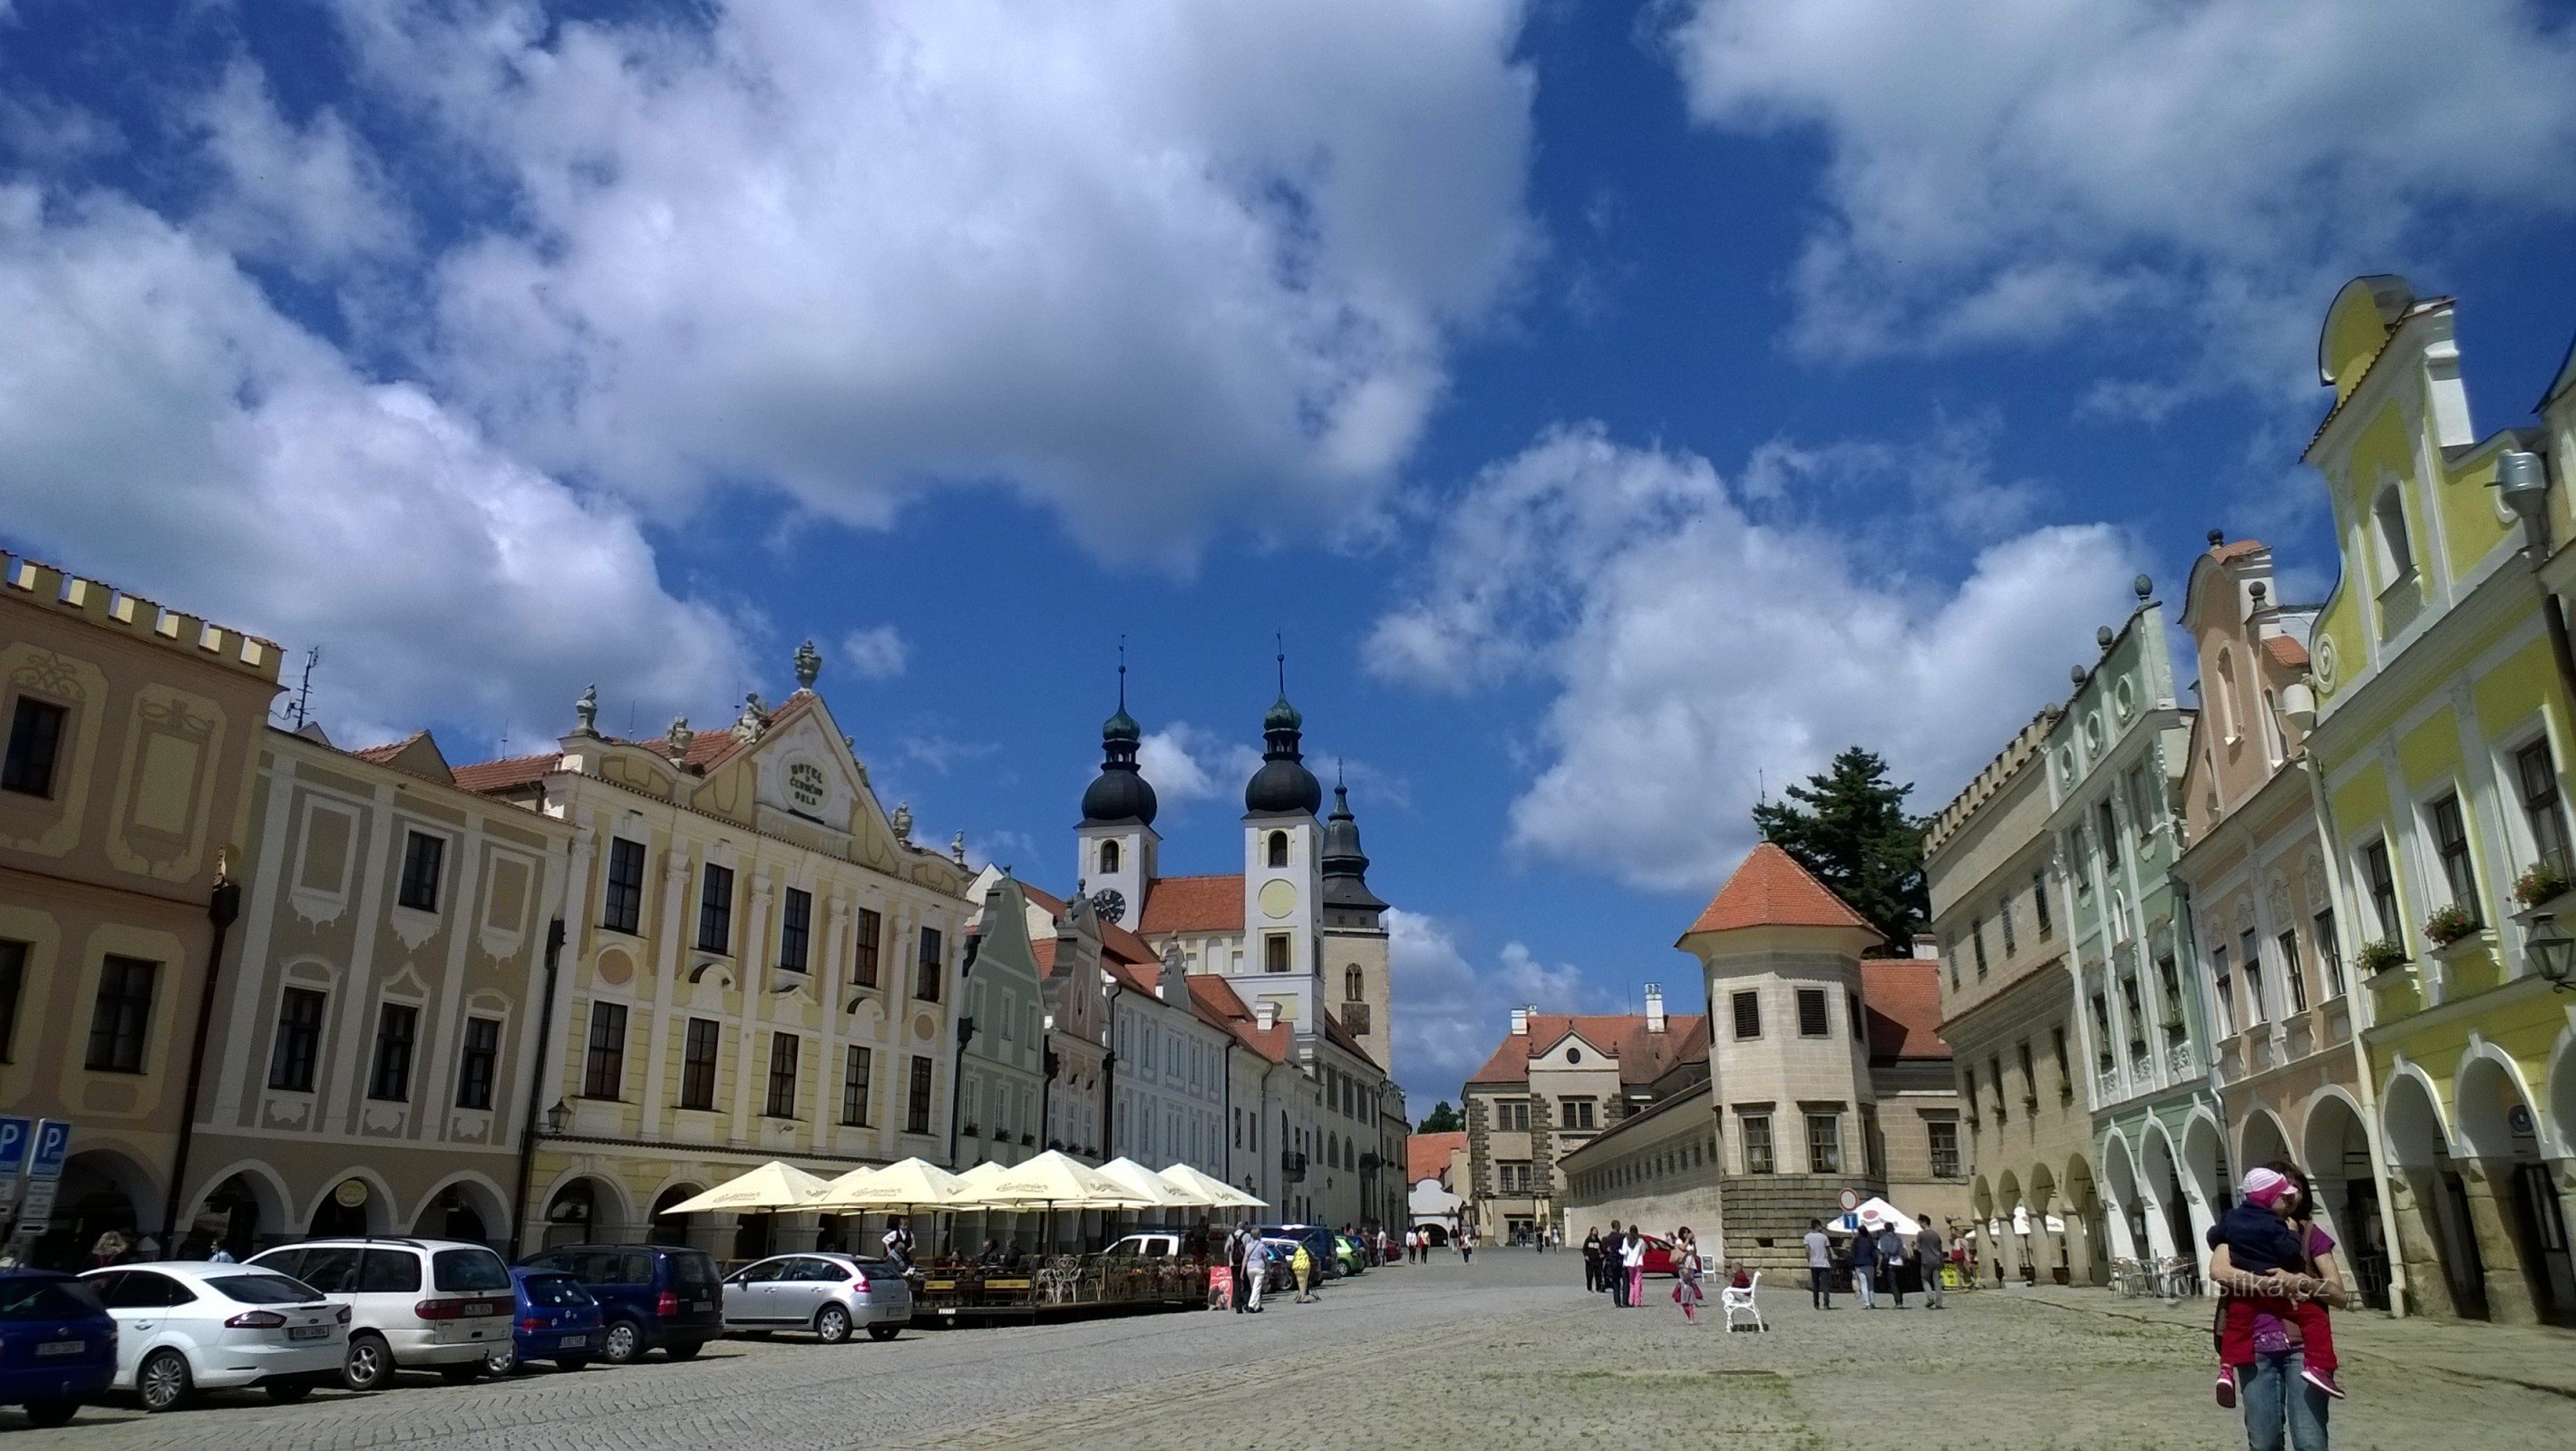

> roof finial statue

[
  {"left": 950, "top": 830, "right": 967, "bottom": 865},
  {"left": 733, "top": 691, "right": 770, "bottom": 743},
  {"left": 1277, "top": 628, "right": 1287, "bottom": 696},
  {"left": 574, "top": 684, "right": 598, "bottom": 735},
  {"left": 793, "top": 638, "right": 822, "bottom": 691},
  {"left": 666, "top": 716, "right": 694, "bottom": 759},
  {"left": 891, "top": 801, "right": 913, "bottom": 842}
]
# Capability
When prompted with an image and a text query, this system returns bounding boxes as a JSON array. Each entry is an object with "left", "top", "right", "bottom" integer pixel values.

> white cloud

[
  {"left": 333, "top": 0, "right": 1539, "bottom": 562},
  {"left": 1666, "top": 0, "right": 2576, "bottom": 394},
  {"left": 1372, "top": 423, "right": 2144, "bottom": 891},
  {"left": 1388, "top": 909, "right": 1604, "bottom": 1101},
  {"left": 1135, "top": 722, "right": 1263, "bottom": 806},
  {"left": 839, "top": 625, "right": 909, "bottom": 680},
  {"left": 0, "top": 184, "right": 745, "bottom": 751},
  {"left": 192, "top": 62, "right": 409, "bottom": 275}
]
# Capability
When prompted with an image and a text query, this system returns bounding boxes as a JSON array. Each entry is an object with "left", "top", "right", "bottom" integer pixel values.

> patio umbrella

[
  {"left": 1096, "top": 1158, "right": 1204, "bottom": 1211},
  {"left": 809, "top": 1157, "right": 967, "bottom": 1211},
  {"left": 972, "top": 1151, "right": 1158, "bottom": 1210},
  {"left": 1159, "top": 1162, "right": 1266, "bottom": 1210},
  {"left": 656, "top": 1161, "right": 828, "bottom": 1214}
]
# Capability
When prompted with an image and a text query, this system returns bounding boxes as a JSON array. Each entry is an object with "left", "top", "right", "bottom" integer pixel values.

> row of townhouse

[
  {"left": 1924, "top": 277, "right": 2576, "bottom": 1326},
  {"left": 0, "top": 580, "right": 1406, "bottom": 1266}
]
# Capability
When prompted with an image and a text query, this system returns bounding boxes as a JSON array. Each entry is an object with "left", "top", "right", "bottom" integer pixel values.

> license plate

[
  {"left": 36, "top": 1340, "right": 83, "bottom": 1358},
  {"left": 289, "top": 1325, "right": 330, "bottom": 1340},
  {"left": 462, "top": 1302, "right": 497, "bottom": 1317},
  {"left": 691, "top": 1300, "right": 713, "bottom": 1312},
  {"left": 560, "top": 1334, "right": 588, "bottom": 1349}
]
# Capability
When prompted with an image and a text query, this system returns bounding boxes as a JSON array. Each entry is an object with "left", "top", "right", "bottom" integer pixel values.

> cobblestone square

[{"left": 13, "top": 1252, "right": 2571, "bottom": 1449}]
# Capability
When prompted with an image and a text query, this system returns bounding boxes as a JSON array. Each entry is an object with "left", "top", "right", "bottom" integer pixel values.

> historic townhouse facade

[
  {"left": 183, "top": 726, "right": 571, "bottom": 1255},
  {"left": 957, "top": 873, "right": 1047, "bottom": 1172},
  {"left": 2170, "top": 534, "right": 2398, "bottom": 1307},
  {"left": 459, "top": 651, "right": 974, "bottom": 1259},
  {"left": 1926, "top": 708, "right": 2109, "bottom": 1287},
  {"left": 2050, "top": 579, "right": 2224, "bottom": 1270},
  {"left": 1463, "top": 993, "right": 1706, "bottom": 1242},
  {"left": 2300, "top": 278, "right": 2576, "bottom": 1324},
  {"left": 0, "top": 554, "right": 280, "bottom": 1266}
]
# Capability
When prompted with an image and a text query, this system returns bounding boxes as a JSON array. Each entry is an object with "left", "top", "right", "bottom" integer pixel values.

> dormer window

[
  {"left": 1099, "top": 840, "right": 1121, "bottom": 874},
  {"left": 1266, "top": 831, "right": 1288, "bottom": 868},
  {"left": 2372, "top": 482, "right": 2415, "bottom": 585}
]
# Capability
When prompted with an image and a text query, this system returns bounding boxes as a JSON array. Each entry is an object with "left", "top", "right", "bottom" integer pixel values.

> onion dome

[
  {"left": 1081, "top": 661, "right": 1157, "bottom": 826},
  {"left": 1321, "top": 777, "right": 1387, "bottom": 912},
  {"left": 1243, "top": 689, "right": 1322, "bottom": 815}
]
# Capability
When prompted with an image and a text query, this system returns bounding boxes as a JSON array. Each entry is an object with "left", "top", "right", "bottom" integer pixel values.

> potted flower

[
  {"left": 2423, "top": 903, "right": 2481, "bottom": 950},
  {"left": 2513, "top": 859, "right": 2572, "bottom": 916},
  {"left": 2355, "top": 937, "right": 2409, "bottom": 979}
]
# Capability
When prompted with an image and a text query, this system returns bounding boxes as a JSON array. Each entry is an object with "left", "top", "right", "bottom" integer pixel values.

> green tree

[
  {"left": 1416, "top": 1101, "right": 1463, "bottom": 1134},
  {"left": 1750, "top": 746, "right": 1928, "bottom": 953}
]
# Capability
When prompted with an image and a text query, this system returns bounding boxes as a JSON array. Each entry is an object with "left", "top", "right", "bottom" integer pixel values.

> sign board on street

[
  {"left": 14, "top": 1121, "right": 72, "bottom": 1237},
  {"left": 1842, "top": 1212, "right": 1859, "bottom": 1231},
  {"left": 0, "top": 1116, "right": 27, "bottom": 1213},
  {"left": 1837, "top": 1188, "right": 1860, "bottom": 1213}
]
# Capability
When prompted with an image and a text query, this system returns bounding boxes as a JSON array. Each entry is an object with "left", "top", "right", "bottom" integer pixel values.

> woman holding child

[{"left": 2206, "top": 1162, "right": 2348, "bottom": 1451}]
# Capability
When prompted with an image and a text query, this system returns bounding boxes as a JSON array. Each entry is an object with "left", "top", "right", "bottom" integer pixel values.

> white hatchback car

[
  {"left": 80, "top": 1263, "right": 348, "bottom": 1411},
  {"left": 247, "top": 1239, "right": 515, "bottom": 1391}
]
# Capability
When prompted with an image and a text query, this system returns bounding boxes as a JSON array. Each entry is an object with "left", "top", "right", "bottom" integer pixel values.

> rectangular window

[
  {"left": 1562, "top": 1097, "right": 1596, "bottom": 1130},
  {"left": 2363, "top": 840, "right": 2400, "bottom": 940},
  {"left": 1731, "top": 988, "right": 1762, "bottom": 1039},
  {"left": 1741, "top": 1114, "right": 1774, "bottom": 1174},
  {"left": 2073, "top": 823, "right": 2092, "bottom": 892},
  {"left": 1849, "top": 989, "right": 1865, "bottom": 1043},
  {"left": 1263, "top": 933, "right": 1290, "bottom": 973},
  {"left": 779, "top": 888, "right": 812, "bottom": 972},
  {"left": 906, "top": 1055, "right": 935, "bottom": 1135},
  {"left": 2120, "top": 977, "right": 2146, "bottom": 1056},
  {"left": 2211, "top": 948, "right": 2236, "bottom": 1034},
  {"left": 2278, "top": 930, "right": 2309, "bottom": 1013},
  {"left": 2099, "top": 800, "right": 2123, "bottom": 870},
  {"left": 1796, "top": 988, "right": 1830, "bottom": 1037},
  {"left": 679, "top": 1018, "right": 719, "bottom": 1111},
  {"left": 2519, "top": 739, "right": 2571, "bottom": 871},
  {"left": 914, "top": 927, "right": 944, "bottom": 1002},
  {"left": 2017, "top": 1041, "right": 2037, "bottom": 1105},
  {"left": 852, "top": 907, "right": 882, "bottom": 988},
  {"left": 1988, "top": 1057, "right": 2007, "bottom": 1121},
  {"left": 602, "top": 837, "right": 646, "bottom": 934},
  {"left": 84, "top": 955, "right": 157, "bottom": 1073},
  {"left": 2314, "top": 908, "right": 2343, "bottom": 997},
  {"left": 0, "top": 940, "right": 22, "bottom": 1062},
  {"left": 583, "top": 1002, "right": 627, "bottom": 1099},
  {"left": 1804, "top": 1112, "right": 1842, "bottom": 1175},
  {"left": 396, "top": 832, "right": 444, "bottom": 912},
  {"left": 268, "top": 987, "right": 326, "bottom": 1092},
  {"left": 1, "top": 696, "right": 66, "bottom": 796},
  {"left": 367, "top": 1002, "right": 418, "bottom": 1102},
  {"left": 2034, "top": 871, "right": 2055, "bottom": 938},
  {"left": 1495, "top": 1098, "right": 1531, "bottom": 1133},
  {"left": 454, "top": 1016, "right": 500, "bottom": 1110},
  {"left": 696, "top": 863, "right": 735, "bottom": 954},
  {"left": 2089, "top": 993, "right": 2114, "bottom": 1068},
  {"left": 2051, "top": 1027, "right": 2072, "bottom": 1096},
  {"left": 765, "top": 1032, "right": 800, "bottom": 1119},
  {"left": 1928, "top": 1119, "right": 1961, "bottom": 1178},
  {"left": 2127, "top": 766, "right": 2155, "bottom": 842},
  {"left": 1498, "top": 1162, "right": 1533, "bottom": 1194},
  {"left": 2431, "top": 794, "right": 2480, "bottom": 925},
  {"left": 841, "top": 1044, "right": 872, "bottom": 1125},
  {"left": 1972, "top": 915, "right": 1989, "bottom": 977},
  {"left": 1999, "top": 899, "right": 2017, "bottom": 955}
]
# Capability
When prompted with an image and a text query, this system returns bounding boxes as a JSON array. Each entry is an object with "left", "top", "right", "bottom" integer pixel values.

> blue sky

[{"left": 5, "top": 0, "right": 2574, "bottom": 1107}]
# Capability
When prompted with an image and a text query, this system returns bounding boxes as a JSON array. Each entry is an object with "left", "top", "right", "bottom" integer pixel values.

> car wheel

[
  {"left": 662, "top": 1340, "right": 705, "bottom": 1361},
  {"left": 484, "top": 1342, "right": 520, "bottom": 1376},
  {"left": 438, "top": 1362, "right": 484, "bottom": 1385},
  {"left": 555, "top": 1355, "right": 589, "bottom": 1373},
  {"left": 344, "top": 1333, "right": 394, "bottom": 1393},
  {"left": 814, "top": 1305, "right": 852, "bottom": 1344},
  {"left": 138, "top": 1348, "right": 194, "bottom": 1413},
  {"left": 600, "top": 1320, "right": 643, "bottom": 1364},
  {"left": 866, "top": 1324, "right": 899, "bottom": 1342}
]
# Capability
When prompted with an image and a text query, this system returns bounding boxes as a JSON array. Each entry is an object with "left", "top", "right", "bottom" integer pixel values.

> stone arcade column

[
  {"left": 2458, "top": 1163, "right": 2539, "bottom": 1325},
  {"left": 2384, "top": 1170, "right": 2458, "bottom": 1320}
]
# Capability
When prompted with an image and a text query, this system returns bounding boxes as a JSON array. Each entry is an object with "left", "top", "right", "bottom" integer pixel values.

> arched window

[
  {"left": 1099, "top": 840, "right": 1120, "bottom": 874},
  {"left": 1345, "top": 965, "right": 1365, "bottom": 1001},
  {"left": 1267, "top": 831, "right": 1288, "bottom": 868}
]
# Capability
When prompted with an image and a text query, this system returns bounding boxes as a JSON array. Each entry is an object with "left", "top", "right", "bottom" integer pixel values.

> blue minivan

[
  {"left": 0, "top": 1271, "right": 117, "bottom": 1427},
  {"left": 517, "top": 1244, "right": 724, "bottom": 1364}
]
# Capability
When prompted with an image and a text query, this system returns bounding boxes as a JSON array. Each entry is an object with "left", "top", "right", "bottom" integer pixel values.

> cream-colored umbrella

[
  {"left": 809, "top": 1157, "right": 967, "bottom": 1211},
  {"left": 656, "top": 1161, "right": 828, "bottom": 1214},
  {"left": 951, "top": 1160, "right": 1013, "bottom": 1197},
  {"left": 1160, "top": 1162, "right": 1266, "bottom": 1210},
  {"left": 971, "top": 1151, "right": 1159, "bottom": 1209},
  {"left": 1095, "top": 1157, "right": 1203, "bottom": 1210}
]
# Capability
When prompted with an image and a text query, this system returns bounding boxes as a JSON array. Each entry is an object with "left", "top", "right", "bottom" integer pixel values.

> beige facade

[
  {"left": 180, "top": 727, "right": 571, "bottom": 1254},
  {"left": 1560, "top": 1086, "right": 1725, "bottom": 1245},
  {"left": 0, "top": 552, "right": 280, "bottom": 1264},
  {"left": 1463, "top": 991, "right": 1706, "bottom": 1242}
]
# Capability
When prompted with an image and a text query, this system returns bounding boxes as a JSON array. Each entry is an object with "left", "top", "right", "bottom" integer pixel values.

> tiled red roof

[
  {"left": 1465, "top": 1013, "right": 1709, "bottom": 1087},
  {"left": 2262, "top": 635, "right": 2309, "bottom": 670},
  {"left": 1031, "top": 938, "right": 1058, "bottom": 975},
  {"left": 350, "top": 735, "right": 418, "bottom": 764},
  {"left": 2210, "top": 539, "right": 2264, "bottom": 563},
  {"left": 1860, "top": 959, "right": 1949, "bottom": 1062},
  {"left": 1022, "top": 882, "right": 1162, "bottom": 966},
  {"left": 1184, "top": 975, "right": 1290, "bottom": 1063},
  {"left": 454, "top": 695, "right": 828, "bottom": 797},
  {"left": 1407, "top": 1133, "right": 1464, "bottom": 1185},
  {"left": 1137, "top": 875, "right": 1244, "bottom": 935},
  {"left": 452, "top": 751, "right": 559, "bottom": 794},
  {"left": 1679, "top": 842, "right": 1880, "bottom": 941}
]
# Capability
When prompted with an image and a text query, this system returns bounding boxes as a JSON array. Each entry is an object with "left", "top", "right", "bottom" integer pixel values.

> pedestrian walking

[
  {"left": 1916, "top": 1213, "right": 1948, "bottom": 1309},
  {"left": 1581, "top": 1226, "right": 1603, "bottom": 1292},
  {"left": 1877, "top": 1224, "right": 1907, "bottom": 1307},
  {"left": 1804, "top": 1220, "right": 1833, "bottom": 1309},
  {"left": 1291, "top": 1242, "right": 1317, "bottom": 1302},
  {"left": 1850, "top": 1222, "right": 1879, "bottom": 1309},
  {"left": 1460, "top": 1227, "right": 1475, "bottom": 1264},
  {"left": 1230, "top": 1224, "right": 1251, "bottom": 1314},
  {"left": 1604, "top": 1220, "right": 1626, "bottom": 1305},
  {"left": 1241, "top": 1234, "right": 1271, "bottom": 1312},
  {"left": 1621, "top": 1226, "right": 1647, "bottom": 1309},
  {"left": 1672, "top": 1229, "right": 1704, "bottom": 1325}
]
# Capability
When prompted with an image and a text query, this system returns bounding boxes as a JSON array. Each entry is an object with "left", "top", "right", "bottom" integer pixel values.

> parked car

[
  {"left": 1635, "top": 1235, "right": 1679, "bottom": 1278},
  {"left": 1251, "top": 1238, "right": 1300, "bottom": 1291},
  {"left": 1102, "top": 1233, "right": 1183, "bottom": 1259},
  {"left": 1256, "top": 1225, "right": 1338, "bottom": 1280},
  {"left": 721, "top": 1254, "right": 909, "bottom": 1343},
  {"left": 248, "top": 1239, "right": 514, "bottom": 1391},
  {"left": 516, "top": 1243, "right": 725, "bottom": 1364},
  {"left": 0, "top": 1271, "right": 116, "bottom": 1428},
  {"left": 1331, "top": 1234, "right": 1366, "bottom": 1276},
  {"left": 80, "top": 1263, "right": 345, "bottom": 1410},
  {"left": 484, "top": 1270, "right": 601, "bottom": 1376}
]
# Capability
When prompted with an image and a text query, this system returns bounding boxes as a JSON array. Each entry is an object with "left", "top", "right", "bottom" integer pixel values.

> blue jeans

[
  {"left": 2241, "top": 1351, "right": 2329, "bottom": 1451},
  {"left": 1852, "top": 1265, "right": 1875, "bottom": 1307}
]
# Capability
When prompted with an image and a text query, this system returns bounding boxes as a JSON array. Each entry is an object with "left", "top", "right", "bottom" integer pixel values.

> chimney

[
  {"left": 1509, "top": 1006, "right": 1529, "bottom": 1037},
  {"left": 1256, "top": 1001, "right": 1278, "bottom": 1032},
  {"left": 1913, "top": 931, "right": 1939, "bottom": 960},
  {"left": 1644, "top": 984, "right": 1666, "bottom": 1034}
]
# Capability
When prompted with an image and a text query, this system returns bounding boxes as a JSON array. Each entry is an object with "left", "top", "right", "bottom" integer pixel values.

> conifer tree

[{"left": 1750, "top": 746, "right": 1928, "bottom": 952}]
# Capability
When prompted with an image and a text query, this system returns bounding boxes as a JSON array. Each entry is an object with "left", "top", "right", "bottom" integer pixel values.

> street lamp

[{"left": 2525, "top": 913, "right": 2576, "bottom": 992}]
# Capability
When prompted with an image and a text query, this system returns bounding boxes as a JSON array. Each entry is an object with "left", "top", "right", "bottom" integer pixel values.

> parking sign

[
  {"left": 0, "top": 1117, "right": 26, "bottom": 1213},
  {"left": 14, "top": 1121, "right": 70, "bottom": 1236}
]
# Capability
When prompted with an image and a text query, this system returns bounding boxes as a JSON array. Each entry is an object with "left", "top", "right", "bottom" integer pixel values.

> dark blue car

[
  {"left": 0, "top": 1271, "right": 117, "bottom": 1427},
  {"left": 487, "top": 1269, "right": 602, "bottom": 1375},
  {"left": 517, "top": 1244, "right": 724, "bottom": 1363}
]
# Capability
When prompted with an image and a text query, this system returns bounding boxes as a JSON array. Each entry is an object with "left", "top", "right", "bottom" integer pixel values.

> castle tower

[
  {"left": 1240, "top": 661, "right": 1323, "bottom": 1029},
  {"left": 1321, "top": 772, "right": 1392, "bottom": 1069},
  {"left": 1074, "top": 658, "right": 1157, "bottom": 929}
]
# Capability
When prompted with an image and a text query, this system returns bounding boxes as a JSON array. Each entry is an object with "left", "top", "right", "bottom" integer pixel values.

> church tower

[
  {"left": 1240, "top": 662, "right": 1324, "bottom": 1030},
  {"left": 1321, "top": 773, "right": 1392, "bottom": 1070},
  {"left": 1074, "top": 659, "right": 1157, "bottom": 930}
]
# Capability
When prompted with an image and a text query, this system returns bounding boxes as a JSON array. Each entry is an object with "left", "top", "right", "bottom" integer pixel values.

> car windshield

[
  {"left": 0, "top": 1278, "right": 104, "bottom": 1320},
  {"left": 668, "top": 1254, "right": 718, "bottom": 1294},
  {"left": 521, "top": 1275, "right": 595, "bottom": 1309},
  {"left": 432, "top": 1248, "right": 512, "bottom": 1292},
  {"left": 209, "top": 1274, "right": 325, "bottom": 1305}
]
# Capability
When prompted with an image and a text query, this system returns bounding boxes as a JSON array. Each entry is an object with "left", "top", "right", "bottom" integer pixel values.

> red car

[{"left": 1630, "top": 1235, "right": 1680, "bottom": 1278}]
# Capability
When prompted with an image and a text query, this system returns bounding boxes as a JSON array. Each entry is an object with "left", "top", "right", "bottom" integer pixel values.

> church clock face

[{"left": 1090, "top": 888, "right": 1127, "bottom": 924}]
